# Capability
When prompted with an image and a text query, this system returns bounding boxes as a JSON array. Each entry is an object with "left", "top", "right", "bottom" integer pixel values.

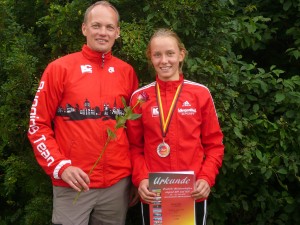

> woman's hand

[
  {"left": 191, "top": 179, "right": 210, "bottom": 200},
  {"left": 138, "top": 179, "right": 157, "bottom": 203}
]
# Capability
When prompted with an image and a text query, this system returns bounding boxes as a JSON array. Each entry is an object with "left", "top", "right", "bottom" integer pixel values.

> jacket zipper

[{"left": 101, "top": 53, "right": 105, "bottom": 68}]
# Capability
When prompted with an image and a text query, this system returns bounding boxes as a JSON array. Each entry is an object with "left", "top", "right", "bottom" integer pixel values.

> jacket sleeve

[
  {"left": 27, "top": 62, "right": 71, "bottom": 179},
  {"left": 197, "top": 90, "right": 224, "bottom": 187},
  {"left": 126, "top": 94, "right": 149, "bottom": 187},
  {"left": 129, "top": 68, "right": 139, "bottom": 99}
]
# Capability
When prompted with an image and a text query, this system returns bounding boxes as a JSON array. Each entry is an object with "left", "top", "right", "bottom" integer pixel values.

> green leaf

[
  {"left": 265, "top": 169, "right": 272, "bottom": 179},
  {"left": 285, "top": 197, "right": 294, "bottom": 204},
  {"left": 127, "top": 113, "right": 142, "bottom": 120},
  {"left": 242, "top": 200, "right": 249, "bottom": 211},
  {"left": 124, "top": 106, "right": 132, "bottom": 114},
  {"left": 121, "top": 97, "right": 128, "bottom": 108},
  {"left": 246, "top": 95, "right": 258, "bottom": 101},
  {"left": 163, "top": 18, "right": 170, "bottom": 25},
  {"left": 107, "top": 128, "right": 116, "bottom": 139},
  {"left": 271, "top": 156, "right": 280, "bottom": 166},
  {"left": 275, "top": 93, "right": 285, "bottom": 102},
  {"left": 117, "top": 116, "right": 127, "bottom": 124},
  {"left": 256, "top": 150, "right": 263, "bottom": 161},
  {"left": 233, "top": 127, "right": 243, "bottom": 139},
  {"left": 277, "top": 168, "right": 287, "bottom": 175},
  {"left": 253, "top": 104, "right": 259, "bottom": 113},
  {"left": 147, "top": 13, "right": 155, "bottom": 21},
  {"left": 285, "top": 110, "right": 294, "bottom": 118},
  {"left": 283, "top": 1, "right": 292, "bottom": 11},
  {"left": 143, "top": 5, "right": 150, "bottom": 12}
]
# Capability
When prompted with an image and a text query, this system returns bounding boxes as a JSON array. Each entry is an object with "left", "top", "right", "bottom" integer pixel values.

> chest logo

[
  {"left": 182, "top": 101, "right": 191, "bottom": 107},
  {"left": 178, "top": 100, "right": 196, "bottom": 115},
  {"left": 152, "top": 106, "right": 159, "bottom": 117},
  {"left": 80, "top": 65, "right": 92, "bottom": 74},
  {"left": 108, "top": 67, "right": 115, "bottom": 73}
]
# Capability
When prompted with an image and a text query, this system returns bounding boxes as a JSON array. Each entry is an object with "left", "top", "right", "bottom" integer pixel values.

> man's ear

[
  {"left": 82, "top": 23, "right": 87, "bottom": 36},
  {"left": 116, "top": 27, "right": 120, "bottom": 39}
]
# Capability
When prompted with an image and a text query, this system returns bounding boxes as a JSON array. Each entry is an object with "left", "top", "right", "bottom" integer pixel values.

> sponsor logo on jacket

[
  {"left": 81, "top": 65, "right": 92, "bottom": 73},
  {"left": 178, "top": 101, "right": 196, "bottom": 115},
  {"left": 80, "top": 65, "right": 116, "bottom": 74},
  {"left": 108, "top": 66, "right": 115, "bottom": 73},
  {"left": 151, "top": 101, "right": 196, "bottom": 116},
  {"left": 151, "top": 106, "right": 159, "bottom": 117},
  {"left": 152, "top": 106, "right": 159, "bottom": 117}
]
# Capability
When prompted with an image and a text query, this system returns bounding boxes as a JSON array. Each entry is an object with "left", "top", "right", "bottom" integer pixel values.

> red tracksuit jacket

[
  {"left": 127, "top": 75, "right": 224, "bottom": 190},
  {"left": 28, "top": 44, "right": 138, "bottom": 188}
]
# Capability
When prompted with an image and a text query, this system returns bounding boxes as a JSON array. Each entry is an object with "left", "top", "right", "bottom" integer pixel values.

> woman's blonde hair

[{"left": 146, "top": 28, "right": 187, "bottom": 72}]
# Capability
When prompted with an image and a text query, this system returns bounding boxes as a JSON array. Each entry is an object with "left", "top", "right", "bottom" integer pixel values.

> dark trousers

[{"left": 141, "top": 200, "right": 207, "bottom": 225}]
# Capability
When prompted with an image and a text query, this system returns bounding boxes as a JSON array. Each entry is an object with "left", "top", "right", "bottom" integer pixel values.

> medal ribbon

[{"left": 156, "top": 82, "right": 183, "bottom": 138}]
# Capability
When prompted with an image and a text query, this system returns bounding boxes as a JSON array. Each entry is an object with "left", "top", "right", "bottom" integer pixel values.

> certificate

[{"left": 149, "top": 171, "right": 196, "bottom": 225}]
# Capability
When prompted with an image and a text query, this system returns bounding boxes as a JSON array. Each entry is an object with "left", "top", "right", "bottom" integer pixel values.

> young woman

[{"left": 127, "top": 28, "right": 224, "bottom": 225}]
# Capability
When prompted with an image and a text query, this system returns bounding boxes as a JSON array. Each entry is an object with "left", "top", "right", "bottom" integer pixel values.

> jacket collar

[
  {"left": 156, "top": 74, "right": 184, "bottom": 91},
  {"left": 81, "top": 44, "right": 112, "bottom": 68}
]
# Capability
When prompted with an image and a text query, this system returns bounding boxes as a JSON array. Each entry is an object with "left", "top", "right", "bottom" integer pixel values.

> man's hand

[{"left": 61, "top": 166, "right": 90, "bottom": 192}]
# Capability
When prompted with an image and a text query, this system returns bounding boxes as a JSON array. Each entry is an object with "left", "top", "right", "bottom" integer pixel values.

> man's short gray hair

[{"left": 83, "top": 1, "right": 120, "bottom": 24}]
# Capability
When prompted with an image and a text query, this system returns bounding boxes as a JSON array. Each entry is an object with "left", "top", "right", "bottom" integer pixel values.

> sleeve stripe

[{"left": 53, "top": 160, "right": 71, "bottom": 179}]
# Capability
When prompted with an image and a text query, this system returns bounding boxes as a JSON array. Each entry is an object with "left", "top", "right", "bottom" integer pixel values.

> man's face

[{"left": 82, "top": 5, "right": 120, "bottom": 53}]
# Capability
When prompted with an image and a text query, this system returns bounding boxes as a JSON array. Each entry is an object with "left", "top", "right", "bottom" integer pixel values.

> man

[{"left": 27, "top": 1, "right": 139, "bottom": 225}]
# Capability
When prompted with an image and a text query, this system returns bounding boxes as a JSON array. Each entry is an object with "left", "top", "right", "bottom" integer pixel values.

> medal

[
  {"left": 156, "top": 81, "right": 183, "bottom": 157},
  {"left": 157, "top": 141, "right": 171, "bottom": 157}
]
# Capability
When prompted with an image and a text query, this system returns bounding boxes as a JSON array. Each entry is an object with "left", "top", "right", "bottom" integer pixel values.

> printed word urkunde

[{"left": 153, "top": 176, "right": 191, "bottom": 185}]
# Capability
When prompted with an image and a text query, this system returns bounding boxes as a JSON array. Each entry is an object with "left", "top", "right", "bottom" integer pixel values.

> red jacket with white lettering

[
  {"left": 127, "top": 75, "right": 224, "bottom": 190},
  {"left": 27, "top": 45, "right": 138, "bottom": 188}
]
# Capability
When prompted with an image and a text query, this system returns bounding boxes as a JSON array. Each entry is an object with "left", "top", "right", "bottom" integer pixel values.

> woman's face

[{"left": 150, "top": 36, "right": 185, "bottom": 81}]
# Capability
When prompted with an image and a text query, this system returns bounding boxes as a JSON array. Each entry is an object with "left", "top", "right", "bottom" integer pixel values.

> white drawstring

[
  {"left": 202, "top": 200, "right": 207, "bottom": 225},
  {"left": 141, "top": 202, "right": 146, "bottom": 225}
]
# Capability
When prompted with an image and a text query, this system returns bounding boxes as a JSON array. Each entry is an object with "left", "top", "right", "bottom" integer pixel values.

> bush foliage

[{"left": 0, "top": 0, "right": 299, "bottom": 224}]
